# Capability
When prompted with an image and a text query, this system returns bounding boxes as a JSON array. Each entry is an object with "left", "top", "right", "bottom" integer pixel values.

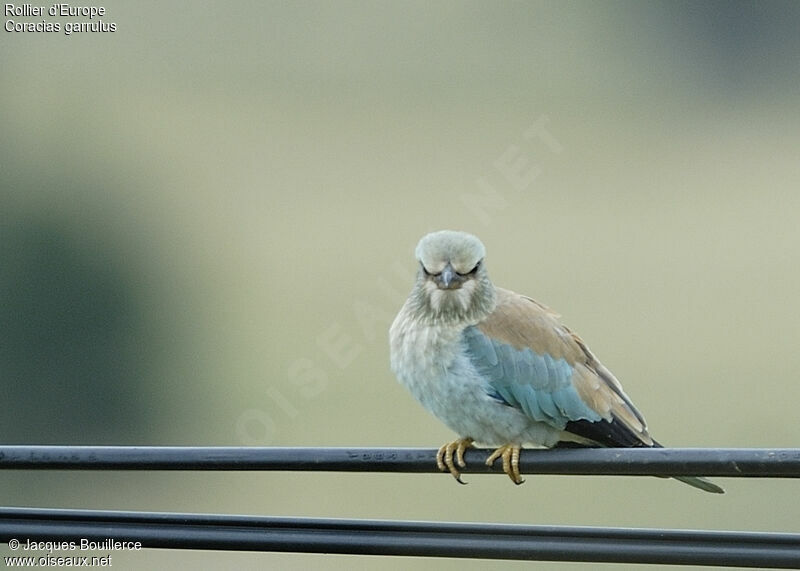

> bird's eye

[
  {"left": 459, "top": 261, "right": 481, "bottom": 276},
  {"left": 420, "top": 264, "right": 433, "bottom": 276}
]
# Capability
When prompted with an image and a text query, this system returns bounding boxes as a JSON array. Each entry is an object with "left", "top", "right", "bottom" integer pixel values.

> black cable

[
  {"left": 0, "top": 446, "right": 799, "bottom": 477},
  {"left": 0, "top": 507, "right": 798, "bottom": 568}
]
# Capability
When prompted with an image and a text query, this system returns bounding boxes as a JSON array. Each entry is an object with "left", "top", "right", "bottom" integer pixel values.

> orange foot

[
  {"left": 436, "top": 438, "right": 474, "bottom": 484},
  {"left": 486, "top": 444, "right": 524, "bottom": 485}
]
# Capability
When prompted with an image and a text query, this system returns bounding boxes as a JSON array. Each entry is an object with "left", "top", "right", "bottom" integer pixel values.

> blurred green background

[{"left": 2, "top": 1, "right": 800, "bottom": 569}]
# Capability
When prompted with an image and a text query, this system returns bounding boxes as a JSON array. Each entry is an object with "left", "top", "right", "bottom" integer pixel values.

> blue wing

[
  {"left": 463, "top": 325, "right": 602, "bottom": 430},
  {"left": 462, "top": 288, "right": 652, "bottom": 447}
]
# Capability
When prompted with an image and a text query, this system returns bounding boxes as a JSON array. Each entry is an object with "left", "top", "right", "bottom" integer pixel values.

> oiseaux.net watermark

[
  {"left": 236, "top": 114, "right": 566, "bottom": 446},
  {"left": 5, "top": 538, "right": 142, "bottom": 567}
]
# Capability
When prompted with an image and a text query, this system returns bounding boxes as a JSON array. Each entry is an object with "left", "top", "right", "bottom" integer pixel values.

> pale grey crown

[
  {"left": 408, "top": 230, "right": 496, "bottom": 325},
  {"left": 415, "top": 230, "right": 486, "bottom": 275}
]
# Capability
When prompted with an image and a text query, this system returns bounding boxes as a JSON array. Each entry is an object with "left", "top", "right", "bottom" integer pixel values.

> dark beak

[{"left": 434, "top": 263, "right": 464, "bottom": 290}]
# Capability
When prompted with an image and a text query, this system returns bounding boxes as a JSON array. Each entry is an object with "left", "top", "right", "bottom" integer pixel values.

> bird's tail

[
  {"left": 650, "top": 441, "right": 725, "bottom": 494},
  {"left": 672, "top": 475, "right": 725, "bottom": 494},
  {"left": 555, "top": 439, "right": 725, "bottom": 493}
]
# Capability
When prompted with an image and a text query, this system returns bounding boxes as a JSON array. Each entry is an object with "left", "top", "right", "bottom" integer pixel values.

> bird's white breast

[{"left": 389, "top": 305, "right": 551, "bottom": 445}]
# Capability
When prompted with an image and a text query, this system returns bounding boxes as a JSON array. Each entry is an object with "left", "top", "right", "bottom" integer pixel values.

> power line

[
  {"left": 1, "top": 507, "right": 798, "bottom": 568},
  {"left": 0, "top": 446, "right": 798, "bottom": 477}
]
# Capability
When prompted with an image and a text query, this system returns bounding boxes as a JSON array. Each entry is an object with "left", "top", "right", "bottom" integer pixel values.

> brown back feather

[{"left": 478, "top": 288, "right": 652, "bottom": 445}]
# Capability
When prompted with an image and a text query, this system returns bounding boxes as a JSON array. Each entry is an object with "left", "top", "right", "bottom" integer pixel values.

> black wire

[
  {"left": 0, "top": 446, "right": 799, "bottom": 477},
  {"left": 1, "top": 448, "right": 799, "bottom": 566},
  {"left": 0, "top": 508, "right": 798, "bottom": 567}
]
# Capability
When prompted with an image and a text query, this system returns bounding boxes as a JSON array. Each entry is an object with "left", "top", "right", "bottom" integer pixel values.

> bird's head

[{"left": 409, "top": 230, "right": 496, "bottom": 325}]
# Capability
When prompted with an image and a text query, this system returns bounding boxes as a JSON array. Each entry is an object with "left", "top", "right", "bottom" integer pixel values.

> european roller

[{"left": 389, "top": 230, "right": 723, "bottom": 493}]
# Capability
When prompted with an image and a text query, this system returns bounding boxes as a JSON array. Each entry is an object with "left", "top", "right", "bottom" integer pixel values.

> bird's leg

[
  {"left": 436, "top": 438, "right": 474, "bottom": 484},
  {"left": 486, "top": 444, "right": 524, "bottom": 485}
]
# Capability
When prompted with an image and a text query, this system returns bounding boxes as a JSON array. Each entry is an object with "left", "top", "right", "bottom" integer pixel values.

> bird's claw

[
  {"left": 436, "top": 438, "right": 474, "bottom": 484},
  {"left": 486, "top": 444, "right": 525, "bottom": 484}
]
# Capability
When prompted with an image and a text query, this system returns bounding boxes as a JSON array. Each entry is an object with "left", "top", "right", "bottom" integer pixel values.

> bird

[{"left": 389, "top": 230, "right": 723, "bottom": 493}]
